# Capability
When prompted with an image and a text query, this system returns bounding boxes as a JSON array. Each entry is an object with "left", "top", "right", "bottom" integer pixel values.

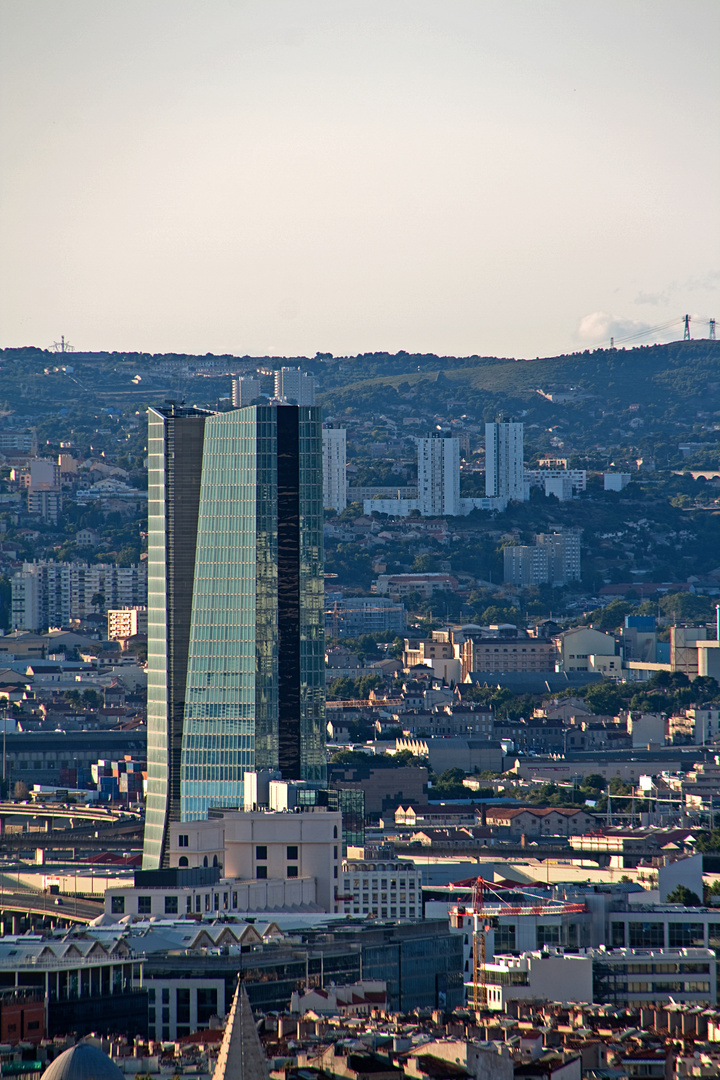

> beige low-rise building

[
  {"left": 107, "top": 606, "right": 147, "bottom": 640},
  {"left": 626, "top": 710, "right": 666, "bottom": 748},
  {"left": 461, "top": 633, "right": 555, "bottom": 676},
  {"left": 105, "top": 869, "right": 318, "bottom": 918},
  {"left": 374, "top": 573, "right": 459, "bottom": 598},
  {"left": 485, "top": 806, "right": 597, "bottom": 838},
  {"left": 405, "top": 1040, "right": 514, "bottom": 1080},
  {"left": 403, "top": 637, "right": 455, "bottom": 668},
  {"left": 336, "top": 845, "right": 423, "bottom": 920},
  {"left": 167, "top": 807, "right": 342, "bottom": 912},
  {"left": 555, "top": 627, "right": 617, "bottom": 673}
]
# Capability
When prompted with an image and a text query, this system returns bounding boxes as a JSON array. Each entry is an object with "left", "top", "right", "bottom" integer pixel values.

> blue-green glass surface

[
  {"left": 143, "top": 403, "right": 327, "bottom": 863},
  {"left": 180, "top": 408, "right": 279, "bottom": 818}
]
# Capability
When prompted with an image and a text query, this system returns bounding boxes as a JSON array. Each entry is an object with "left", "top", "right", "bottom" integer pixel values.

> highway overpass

[{"left": 0, "top": 889, "right": 103, "bottom": 933}]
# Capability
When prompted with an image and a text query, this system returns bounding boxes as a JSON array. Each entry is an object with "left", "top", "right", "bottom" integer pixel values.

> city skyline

[{"left": 1, "top": 1, "right": 717, "bottom": 360}]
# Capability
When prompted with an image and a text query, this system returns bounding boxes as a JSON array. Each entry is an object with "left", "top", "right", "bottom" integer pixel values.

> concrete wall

[
  {"left": 409, "top": 1041, "right": 513, "bottom": 1080},
  {"left": 169, "top": 809, "right": 341, "bottom": 912},
  {"left": 658, "top": 853, "right": 704, "bottom": 903},
  {"left": 629, "top": 712, "right": 666, "bottom": 747}
]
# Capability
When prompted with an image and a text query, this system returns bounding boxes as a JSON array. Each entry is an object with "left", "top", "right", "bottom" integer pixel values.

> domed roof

[{"left": 43, "top": 1043, "right": 125, "bottom": 1080}]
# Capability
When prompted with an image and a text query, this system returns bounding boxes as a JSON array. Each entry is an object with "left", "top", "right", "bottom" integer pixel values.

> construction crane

[
  {"left": 471, "top": 877, "right": 488, "bottom": 1013},
  {"left": 449, "top": 877, "right": 587, "bottom": 1015},
  {"left": 450, "top": 876, "right": 491, "bottom": 1014}
]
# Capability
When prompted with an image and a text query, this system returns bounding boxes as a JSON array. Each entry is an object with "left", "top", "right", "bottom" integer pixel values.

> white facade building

[
  {"left": 537, "top": 530, "right": 582, "bottom": 585},
  {"left": 483, "top": 946, "right": 716, "bottom": 1011},
  {"left": 11, "top": 569, "right": 42, "bottom": 631},
  {"left": 604, "top": 472, "right": 632, "bottom": 491},
  {"left": 364, "top": 433, "right": 461, "bottom": 518},
  {"left": 504, "top": 545, "right": 549, "bottom": 587},
  {"left": 524, "top": 469, "right": 587, "bottom": 500},
  {"left": 105, "top": 871, "right": 318, "bottom": 918},
  {"left": 274, "top": 368, "right": 316, "bottom": 405},
  {"left": 591, "top": 947, "right": 716, "bottom": 1008},
  {"left": 11, "top": 560, "right": 148, "bottom": 631},
  {"left": 167, "top": 808, "right": 341, "bottom": 912},
  {"left": 504, "top": 531, "right": 581, "bottom": 587},
  {"left": 364, "top": 497, "right": 419, "bottom": 516},
  {"left": 543, "top": 474, "right": 574, "bottom": 501},
  {"left": 336, "top": 846, "right": 423, "bottom": 920},
  {"left": 29, "top": 458, "right": 61, "bottom": 487},
  {"left": 322, "top": 426, "right": 347, "bottom": 512},
  {"left": 482, "top": 951, "right": 593, "bottom": 1012},
  {"left": 485, "top": 422, "right": 525, "bottom": 502},
  {"left": 556, "top": 626, "right": 616, "bottom": 672},
  {"left": 417, "top": 434, "right": 460, "bottom": 517},
  {"left": 107, "top": 606, "right": 147, "bottom": 640},
  {"left": 231, "top": 375, "right": 260, "bottom": 407}
]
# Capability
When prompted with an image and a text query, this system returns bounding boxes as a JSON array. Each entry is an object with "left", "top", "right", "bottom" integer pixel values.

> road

[{"left": 0, "top": 889, "right": 104, "bottom": 923}]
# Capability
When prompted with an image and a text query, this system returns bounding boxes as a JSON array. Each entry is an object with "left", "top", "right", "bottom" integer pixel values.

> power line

[{"left": 609, "top": 314, "right": 718, "bottom": 348}]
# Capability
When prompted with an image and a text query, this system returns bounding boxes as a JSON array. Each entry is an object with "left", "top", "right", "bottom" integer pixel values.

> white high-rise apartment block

[
  {"left": 322, "top": 425, "right": 347, "bottom": 512},
  {"left": 537, "top": 530, "right": 582, "bottom": 585},
  {"left": 274, "top": 368, "right": 316, "bottom": 405},
  {"left": 503, "top": 545, "right": 549, "bottom": 587},
  {"left": 231, "top": 376, "right": 260, "bottom": 407},
  {"left": 417, "top": 434, "right": 460, "bottom": 517},
  {"left": 11, "top": 561, "right": 148, "bottom": 631},
  {"left": 485, "top": 422, "right": 525, "bottom": 502},
  {"left": 503, "top": 530, "right": 581, "bottom": 588}
]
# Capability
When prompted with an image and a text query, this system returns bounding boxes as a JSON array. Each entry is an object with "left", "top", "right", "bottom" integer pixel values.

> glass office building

[{"left": 143, "top": 403, "right": 326, "bottom": 869}]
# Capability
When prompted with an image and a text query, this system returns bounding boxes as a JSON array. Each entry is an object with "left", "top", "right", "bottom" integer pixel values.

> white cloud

[
  {"left": 575, "top": 311, "right": 683, "bottom": 347},
  {"left": 634, "top": 289, "right": 671, "bottom": 307}
]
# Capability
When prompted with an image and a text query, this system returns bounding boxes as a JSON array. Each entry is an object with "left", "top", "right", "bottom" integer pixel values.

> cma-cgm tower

[{"left": 143, "top": 403, "right": 326, "bottom": 869}]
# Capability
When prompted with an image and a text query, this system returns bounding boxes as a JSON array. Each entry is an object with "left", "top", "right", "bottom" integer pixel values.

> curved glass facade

[{"left": 143, "top": 404, "right": 326, "bottom": 869}]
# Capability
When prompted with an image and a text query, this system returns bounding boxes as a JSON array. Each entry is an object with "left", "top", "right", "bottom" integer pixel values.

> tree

[
  {"left": 659, "top": 592, "right": 715, "bottom": 623},
  {"left": 581, "top": 773, "right": 606, "bottom": 793},
  {"left": 347, "top": 718, "right": 374, "bottom": 743},
  {"left": 589, "top": 598, "right": 637, "bottom": 631},
  {"left": 117, "top": 545, "right": 140, "bottom": 567},
  {"left": 356, "top": 674, "right": 384, "bottom": 698},
  {"left": 329, "top": 748, "right": 368, "bottom": 766},
  {"left": 480, "top": 605, "right": 522, "bottom": 627},
  {"left": 412, "top": 553, "right": 438, "bottom": 573},
  {"left": 91, "top": 591, "right": 106, "bottom": 612},
  {"left": 583, "top": 682, "right": 624, "bottom": 717},
  {"left": 666, "top": 884, "right": 701, "bottom": 906},
  {"left": 327, "top": 677, "right": 357, "bottom": 700},
  {"left": 13, "top": 780, "right": 29, "bottom": 801},
  {"left": 391, "top": 749, "right": 426, "bottom": 767},
  {"left": 694, "top": 829, "right": 720, "bottom": 853},
  {"left": 430, "top": 768, "right": 469, "bottom": 799},
  {"left": 692, "top": 676, "right": 719, "bottom": 700}
]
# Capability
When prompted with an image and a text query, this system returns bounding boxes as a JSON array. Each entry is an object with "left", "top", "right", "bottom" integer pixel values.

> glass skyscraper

[{"left": 143, "top": 403, "right": 326, "bottom": 869}]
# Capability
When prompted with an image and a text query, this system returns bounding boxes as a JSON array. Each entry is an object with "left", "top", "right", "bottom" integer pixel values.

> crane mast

[{"left": 471, "top": 876, "right": 488, "bottom": 1014}]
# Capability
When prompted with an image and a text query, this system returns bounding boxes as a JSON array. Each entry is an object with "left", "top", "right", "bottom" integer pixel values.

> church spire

[{"left": 212, "top": 981, "right": 268, "bottom": 1080}]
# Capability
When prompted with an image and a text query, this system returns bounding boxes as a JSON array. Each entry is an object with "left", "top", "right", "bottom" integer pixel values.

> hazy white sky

[{"left": 1, "top": 0, "right": 718, "bottom": 359}]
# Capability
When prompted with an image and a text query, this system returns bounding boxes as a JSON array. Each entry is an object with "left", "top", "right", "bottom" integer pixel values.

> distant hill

[
  {"left": 1, "top": 340, "right": 718, "bottom": 446},
  {"left": 320, "top": 339, "right": 720, "bottom": 411}
]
